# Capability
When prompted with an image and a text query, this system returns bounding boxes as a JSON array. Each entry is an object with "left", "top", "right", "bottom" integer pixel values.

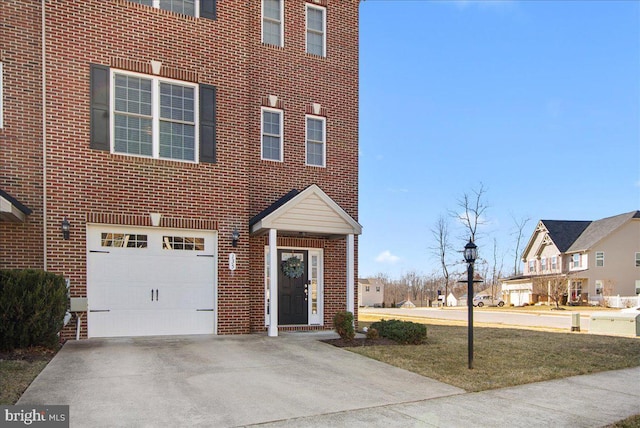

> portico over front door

[{"left": 278, "top": 250, "right": 308, "bottom": 325}]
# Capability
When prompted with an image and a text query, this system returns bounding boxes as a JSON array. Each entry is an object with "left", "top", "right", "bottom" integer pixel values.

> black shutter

[
  {"left": 200, "top": 84, "right": 217, "bottom": 164},
  {"left": 200, "top": 0, "right": 216, "bottom": 20},
  {"left": 90, "top": 64, "right": 110, "bottom": 151}
]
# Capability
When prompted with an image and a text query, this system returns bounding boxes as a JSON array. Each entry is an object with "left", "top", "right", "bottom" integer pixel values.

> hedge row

[
  {"left": 370, "top": 319, "right": 427, "bottom": 344},
  {"left": 0, "top": 269, "right": 67, "bottom": 351}
]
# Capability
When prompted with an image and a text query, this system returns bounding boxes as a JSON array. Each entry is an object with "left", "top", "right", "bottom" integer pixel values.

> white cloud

[
  {"left": 387, "top": 187, "right": 409, "bottom": 194},
  {"left": 375, "top": 250, "right": 401, "bottom": 264},
  {"left": 450, "top": 0, "right": 515, "bottom": 11}
]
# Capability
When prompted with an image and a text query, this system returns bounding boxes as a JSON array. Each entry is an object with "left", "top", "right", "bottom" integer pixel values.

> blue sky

[{"left": 358, "top": 0, "right": 640, "bottom": 279}]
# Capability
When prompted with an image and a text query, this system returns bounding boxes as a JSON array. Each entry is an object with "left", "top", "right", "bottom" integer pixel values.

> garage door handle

[
  {"left": 89, "top": 309, "right": 110, "bottom": 312},
  {"left": 156, "top": 289, "right": 159, "bottom": 301},
  {"left": 196, "top": 309, "right": 214, "bottom": 311},
  {"left": 197, "top": 254, "right": 214, "bottom": 258},
  {"left": 90, "top": 250, "right": 110, "bottom": 254}
]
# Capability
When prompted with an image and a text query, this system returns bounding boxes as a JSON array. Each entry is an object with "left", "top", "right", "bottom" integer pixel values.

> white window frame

[
  {"left": 306, "top": 4, "right": 326, "bottom": 57},
  {"left": 595, "top": 251, "right": 604, "bottom": 267},
  {"left": 110, "top": 69, "right": 199, "bottom": 163},
  {"left": 261, "top": 107, "right": 283, "bottom": 162},
  {"left": 551, "top": 256, "right": 558, "bottom": 270},
  {"left": 0, "top": 62, "right": 3, "bottom": 129},
  {"left": 572, "top": 253, "right": 581, "bottom": 269},
  {"left": 262, "top": 0, "right": 284, "bottom": 47},
  {"left": 133, "top": 0, "right": 201, "bottom": 17},
  {"left": 540, "top": 257, "right": 547, "bottom": 271},
  {"left": 595, "top": 280, "right": 603, "bottom": 295},
  {"left": 528, "top": 260, "right": 535, "bottom": 273},
  {"left": 305, "top": 115, "right": 326, "bottom": 167}
]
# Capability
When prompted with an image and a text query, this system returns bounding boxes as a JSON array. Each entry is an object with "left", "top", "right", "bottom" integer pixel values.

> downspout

[{"left": 41, "top": 0, "right": 47, "bottom": 270}]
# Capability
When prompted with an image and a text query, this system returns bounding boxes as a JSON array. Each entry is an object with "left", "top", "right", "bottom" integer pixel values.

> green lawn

[{"left": 352, "top": 321, "right": 640, "bottom": 393}]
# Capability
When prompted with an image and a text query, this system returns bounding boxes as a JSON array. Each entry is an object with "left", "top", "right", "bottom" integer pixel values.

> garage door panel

[{"left": 87, "top": 225, "right": 217, "bottom": 338}]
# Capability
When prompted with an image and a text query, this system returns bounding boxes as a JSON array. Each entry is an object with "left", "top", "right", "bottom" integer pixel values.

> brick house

[{"left": 0, "top": 0, "right": 361, "bottom": 339}]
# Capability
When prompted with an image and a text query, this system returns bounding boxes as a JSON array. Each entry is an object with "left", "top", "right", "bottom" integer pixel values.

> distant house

[
  {"left": 446, "top": 292, "right": 462, "bottom": 307},
  {"left": 358, "top": 278, "right": 384, "bottom": 307},
  {"left": 397, "top": 300, "right": 416, "bottom": 308},
  {"left": 502, "top": 211, "right": 640, "bottom": 307}
]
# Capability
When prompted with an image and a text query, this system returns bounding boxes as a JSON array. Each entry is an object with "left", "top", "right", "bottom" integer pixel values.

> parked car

[{"left": 473, "top": 295, "right": 505, "bottom": 307}]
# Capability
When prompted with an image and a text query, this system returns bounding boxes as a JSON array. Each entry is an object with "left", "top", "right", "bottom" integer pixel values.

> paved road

[{"left": 360, "top": 307, "right": 592, "bottom": 331}]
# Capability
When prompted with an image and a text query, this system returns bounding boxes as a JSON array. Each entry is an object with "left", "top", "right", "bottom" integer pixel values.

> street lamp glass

[{"left": 464, "top": 240, "right": 477, "bottom": 263}]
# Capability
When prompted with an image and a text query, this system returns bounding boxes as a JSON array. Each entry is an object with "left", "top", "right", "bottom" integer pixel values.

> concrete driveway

[{"left": 18, "top": 333, "right": 463, "bottom": 427}]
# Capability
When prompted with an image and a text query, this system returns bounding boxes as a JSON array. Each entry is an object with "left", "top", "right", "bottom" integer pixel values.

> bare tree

[
  {"left": 451, "top": 182, "right": 489, "bottom": 244},
  {"left": 510, "top": 214, "right": 531, "bottom": 276},
  {"left": 532, "top": 273, "right": 570, "bottom": 309},
  {"left": 430, "top": 215, "right": 452, "bottom": 306},
  {"left": 489, "top": 237, "right": 504, "bottom": 298}
]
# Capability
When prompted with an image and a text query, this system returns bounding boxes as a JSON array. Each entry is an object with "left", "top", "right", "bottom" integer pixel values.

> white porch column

[
  {"left": 346, "top": 233, "right": 355, "bottom": 314},
  {"left": 268, "top": 228, "right": 278, "bottom": 337}
]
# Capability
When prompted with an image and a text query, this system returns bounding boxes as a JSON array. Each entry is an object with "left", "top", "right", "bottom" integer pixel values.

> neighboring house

[
  {"left": 0, "top": 1, "right": 361, "bottom": 339},
  {"left": 502, "top": 211, "right": 640, "bottom": 307},
  {"left": 358, "top": 278, "right": 384, "bottom": 307},
  {"left": 397, "top": 300, "right": 416, "bottom": 308},
  {"left": 445, "top": 292, "right": 461, "bottom": 307}
]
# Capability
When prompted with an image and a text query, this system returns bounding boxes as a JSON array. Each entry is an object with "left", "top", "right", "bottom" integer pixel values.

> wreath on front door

[{"left": 282, "top": 256, "right": 304, "bottom": 279}]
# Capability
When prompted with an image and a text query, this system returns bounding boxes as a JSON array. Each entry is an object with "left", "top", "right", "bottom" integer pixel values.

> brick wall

[
  {"left": 0, "top": 1, "right": 45, "bottom": 269},
  {"left": 1, "top": 0, "right": 359, "bottom": 338}
]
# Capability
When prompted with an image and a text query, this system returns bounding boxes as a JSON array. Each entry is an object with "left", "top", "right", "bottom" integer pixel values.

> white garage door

[
  {"left": 510, "top": 290, "right": 530, "bottom": 307},
  {"left": 87, "top": 225, "right": 216, "bottom": 338}
]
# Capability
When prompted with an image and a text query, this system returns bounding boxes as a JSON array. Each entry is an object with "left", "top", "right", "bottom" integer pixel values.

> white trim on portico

[{"left": 251, "top": 185, "right": 361, "bottom": 337}]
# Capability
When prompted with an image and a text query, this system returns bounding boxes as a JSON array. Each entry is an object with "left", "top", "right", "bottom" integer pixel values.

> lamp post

[{"left": 464, "top": 239, "right": 478, "bottom": 369}]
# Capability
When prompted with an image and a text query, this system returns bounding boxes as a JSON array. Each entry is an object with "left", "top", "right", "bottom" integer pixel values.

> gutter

[{"left": 41, "top": 0, "right": 47, "bottom": 270}]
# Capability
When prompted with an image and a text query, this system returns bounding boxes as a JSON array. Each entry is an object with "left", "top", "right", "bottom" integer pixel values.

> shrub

[
  {"left": 370, "top": 319, "right": 427, "bottom": 345},
  {"left": 333, "top": 311, "right": 355, "bottom": 340},
  {"left": 365, "top": 327, "right": 379, "bottom": 340},
  {"left": 0, "top": 269, "right": 67, "bottom": 351}
]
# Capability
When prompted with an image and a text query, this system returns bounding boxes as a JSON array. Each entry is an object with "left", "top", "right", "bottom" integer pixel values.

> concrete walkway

[{"left": 18, "top": 333, "right": 640, "bottom": 427}]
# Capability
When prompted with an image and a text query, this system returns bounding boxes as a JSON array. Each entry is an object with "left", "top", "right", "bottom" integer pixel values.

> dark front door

[{"left": 278, "top": 250, "right": 308, "bottom": 325}]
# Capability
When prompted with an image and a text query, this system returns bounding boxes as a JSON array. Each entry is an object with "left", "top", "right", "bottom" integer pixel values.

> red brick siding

[
  {"left": 0, "top": 1, "right": 45, "bottom": 269},
  {"left": 1, "top": 0, "right": 359, "bottom": 338}
]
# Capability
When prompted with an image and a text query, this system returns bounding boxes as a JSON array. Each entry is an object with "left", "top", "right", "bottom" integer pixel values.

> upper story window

[
  {"left": 528, "top": 260, "right": 535, "bottom": 273},
  {"left": 261, "top": 107, "right": 283, "bottom": 161},
  {"left": 306, "top": 115, "right": 325, "bottom": 167},
  {"left": 595, "top": 251, "right": 604, "bottom": 267},
  {"left": 262, "top": 0, "right": 283, "bottom": 47},
  {"left": 551, "top": 256, "right": 557, "bottom": 270},
  {"left": 90, "top": 64, "right": 217, "bottom": 164},
  {"left": 113, "top": 71, "right": 197, "bottom": 162},
  {"left": 129, "top": 0, "right": 216, "bottom": 19},
  {"left": 306, "top": 4, "right": 326, "bottom": 56},
  {"left": 365, "top": 286, "right": 370, "bottom": 292},
  {"left": 572, "top": 253, "right": 581, "bottom": 268},
  {"left": 636, "top": 252, "right": 640, "bottom": 267},
  {"left": 376, "top": 286, "right": 381, "bottom": 292},
  {"left": 0, "top": 62, "right": 3, "bottom": 129},
  {"left": 540, "top": 257, "right": 547, "bottom": 271}
]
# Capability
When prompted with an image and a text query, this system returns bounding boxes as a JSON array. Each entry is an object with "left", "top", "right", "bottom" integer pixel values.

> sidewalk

[{"left": 255, "top": 366, "right": 640, "bottom": 427}]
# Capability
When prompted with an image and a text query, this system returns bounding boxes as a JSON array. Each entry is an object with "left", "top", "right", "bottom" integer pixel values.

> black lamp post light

[{"left": 464, "top": 239, "right": 478, "bottom": 369}]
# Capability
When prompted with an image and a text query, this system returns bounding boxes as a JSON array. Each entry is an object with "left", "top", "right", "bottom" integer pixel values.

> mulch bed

[
  {"left": 0, "top": 346, "right": 59, "bottom": 363},
  {"left": 322, "top": 337, "right": 399, "bottom": 347}
]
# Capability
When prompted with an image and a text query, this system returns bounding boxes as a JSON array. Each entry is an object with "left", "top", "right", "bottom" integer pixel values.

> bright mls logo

[{"left": 1, "top": 406, "right": 69, "bottom": 427}]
